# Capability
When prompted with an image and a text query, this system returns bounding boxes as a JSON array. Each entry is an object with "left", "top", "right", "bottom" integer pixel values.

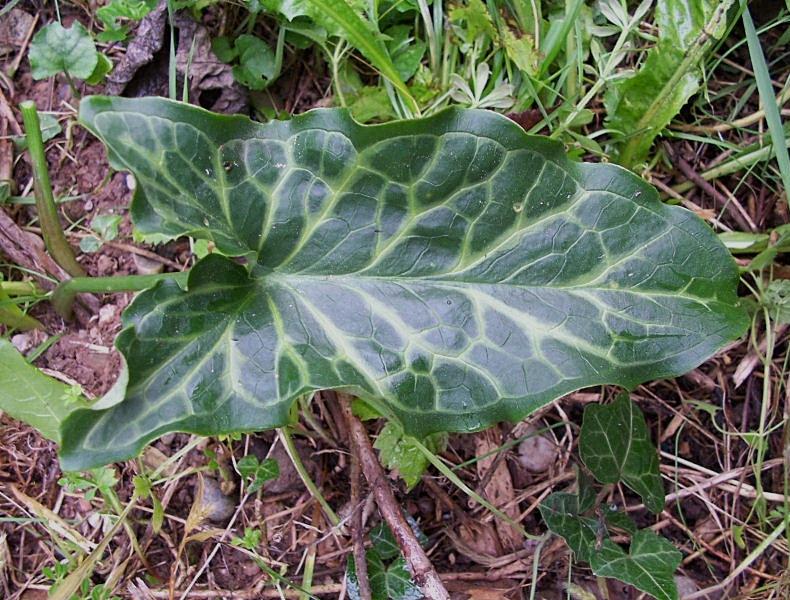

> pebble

[
  {"left": 200, "top": 476, "right": 237, "bottom": 523},
  {"left": 517, "top": 426, "right": 558, "bottom": 473}
]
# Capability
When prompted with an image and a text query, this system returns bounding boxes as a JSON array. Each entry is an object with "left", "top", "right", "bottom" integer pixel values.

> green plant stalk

[
  {"left": 618, "top": 0, "right": 734, "bottom": 167},
  {"left": 0, "top": 283, "right": 41, "bottom": 330},
  {"left": 0, "top": 281, "right": 44, "bottom": 296},
  {"left": 19, "top": 101, "right": 85, "bottom": 279},
  {"left": 551, "top": 15, "right": 634, "bottom": 138},
  {"left": 52, "top": 271, "right": 188, "bottom": 319},
  {"left": 411, "top": 437, "right": 539, "bottom": 540},
  {"left": 672, "top": 136, "right": 790, "bottom": 194},
  {"left": 741, "top": 2, "right": 790, "bottom": 206},
  {"left": 278, "top": 427, "right": 341, "bottom": 527}
]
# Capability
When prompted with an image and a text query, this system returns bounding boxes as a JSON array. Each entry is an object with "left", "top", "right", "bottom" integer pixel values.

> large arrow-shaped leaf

[{"left": 59, "top": 97, "right": 747, "bottom": 469}]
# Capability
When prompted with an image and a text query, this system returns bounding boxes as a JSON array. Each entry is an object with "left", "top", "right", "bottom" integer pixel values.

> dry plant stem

[
  {"left": 339, "top": 394, "right": 450, "bottom": 600},
  {"left": 666, "top": 145, "right": 756, "bottom": 233},
  {"left": 19, "top": 101, "right": 85, "bottom": 278},
  {"left": 349, "top": 431, "right": 372, "bottom": 600}
]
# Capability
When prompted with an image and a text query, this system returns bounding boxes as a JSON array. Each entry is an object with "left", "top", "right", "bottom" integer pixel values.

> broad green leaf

[
  {"left": 59, "top": 96, "right": 747, "bottom": 469},
  {"left": 29, "top": 22, "right": 99, "bottom": 81},
  {"left": 580, "top": 393, "right": 665, "bottom": 513},
  {"left": 539, "top": 492, "right": 600, "bottom": 562},
  {"left": 591, "top": 529, "right": 682, "bottom": 600},
  {"left": 605, "top": 0, "right": 734, "bottom": 167},
  {"left": 0, "top": 339, "right": 86, "bottom": 443}
]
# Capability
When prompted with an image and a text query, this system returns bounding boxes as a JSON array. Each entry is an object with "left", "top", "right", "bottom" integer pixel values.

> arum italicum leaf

[{"left": 59, "top": 96, "right": 747, "bottom": 469}]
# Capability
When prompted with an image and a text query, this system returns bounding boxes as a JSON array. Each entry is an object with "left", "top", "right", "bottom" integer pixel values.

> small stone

[
  {"left": 133, "top": 253, "right": 164, "bottom": 275},
  {"left": 517, "top": 426, "right": 558, "bottom": 473},
  {"left": 200, "top": 476, "right": 236, "bottom": 523},
  {"left": 11, "top": 333, "right": 34, "bottom": 354},
  {"left": 126, "top": 174, "right": 136, "bottom": 191},
  {"left": 675, "top": 576, "right": 700, "bottom": 599},
  {"left": 98, "top": 304, "right": 116, "bottom": 325}
]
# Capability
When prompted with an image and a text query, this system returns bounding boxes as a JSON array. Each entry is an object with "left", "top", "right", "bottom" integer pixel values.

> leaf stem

[
  {"left": 277, "top": 427, "right": 341, "bottom": 527},
  {"left": 52, "top": 271, "right": 188, "bottom": 319},
  {"left": 19, "top": 101, "right": 85, "bottom": 278}
]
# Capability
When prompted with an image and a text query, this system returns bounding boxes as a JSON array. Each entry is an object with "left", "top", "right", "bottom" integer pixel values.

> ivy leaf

[
  {"left": 580, "top": 393, "right": 665, "bottom": 513},
  {"left": 539, "top": 492, "right": 600, "bottom": 563},
  {"left": 375, "top": 421, "right": 446, "bottom": 490},
  {"left": 236, "top": 455, "right": 280, "bottom": 493},
  {"left": 57, "top": 97, "right": 747, "bottom": 469},
  {"left": 0, "top": 339, "right": 87, "bottom": 443},
  {"left": 29, "top": 22, "right": 98, "bottom": 81},
  {"left": 347, "top": 522, "right": 423, "bottom": 600},
  {"left": 591, "top": 530, "right": 682, "bottom": 600}
]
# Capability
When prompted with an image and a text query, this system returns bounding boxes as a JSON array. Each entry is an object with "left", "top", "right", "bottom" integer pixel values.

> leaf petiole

[{"left": 52, "top": 270, "right": 189, "bottom": 319}]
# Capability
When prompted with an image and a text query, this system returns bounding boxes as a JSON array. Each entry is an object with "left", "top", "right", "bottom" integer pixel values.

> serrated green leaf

[
  {"left": 580, "top": 393, "right": 665, "bottom": 513},
  {"left": 591, "top": 529, "right": 681, "bottom": 600},
  {"left": 58, "top": 96, "right": 746, "bottom": 469},
  {"left": 0, "top": 339, "right": 87, "bottom": 443},
  {"left": 375, "top": 422, "right": 446, "bottom": 490},
  {"left": 29, "top": 22, "right": 98, "bottom": 81},
  {"left": 605, "top": 0, "right": 735, "bottom": 167},
  {"left": 539, "top": 492, "right": 600, "bottom": 563}
]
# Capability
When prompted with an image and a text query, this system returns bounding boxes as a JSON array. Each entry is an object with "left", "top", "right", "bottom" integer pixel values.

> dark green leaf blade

[
  {"left": 591, "top": 529, "right": 682, "bottom": 600},
  {"left": 580, "top": 393, "right": 665, "bottom": 513},
  {"left": 539, "top": 492, "right": 599, "bottom": 563},
  {"left": 61, "top": 97, "right": 748, "bottom": 469}
]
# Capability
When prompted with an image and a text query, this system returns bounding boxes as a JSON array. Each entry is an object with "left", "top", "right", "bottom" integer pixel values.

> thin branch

[{"left": 338, "top": 393, "right": 450, "bottom": 600}]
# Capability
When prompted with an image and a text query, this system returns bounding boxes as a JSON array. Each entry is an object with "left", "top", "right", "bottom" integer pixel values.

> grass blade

[{"left": 741, "top": 3, "right": 790, "bottom": 205}]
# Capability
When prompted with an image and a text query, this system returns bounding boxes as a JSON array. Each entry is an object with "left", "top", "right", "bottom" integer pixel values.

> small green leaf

[
  {"left": 580, "top": 393, "right": 665, "bottom": 513},
  {"left": 539, "top": 492, "right": 600, "bottom": 563},
  {"left": 591, "top": 529, "right": 681, "bottom": 600},
  {"left": 347, "top": 522, "right": 423, "bottom": 600},
  {"left": 90, "top": 214, "right": 123, "bottom": 241},
  {"left": 375, "top": 422, "right": 445, "bottom": 490},
  {"left": 29, "top": 22, "right": 98, "bottom": 80},
  {"left": 85, "top": 53, "right": 113, "bottom": 86},
  {"left": 763, "top": 280, "right": 790, "bottom": 325},
  {"left": 211, "top": 36, "right": 237, "bottom": 63},
  {"left": 0, "top": 339, "right": 87, "bottom": 442},
  {"left": 79, "top": 236, "right": 102, "bottom": 253},
  {"left": 231, "top": 35, "right": 277, "bottom": 90},
  {"left": 237, "top": 455, "right": 280, "bottom": 493},
  {"left": 12, "top": 112, "right": 61, "bottom": 151},
  {"left": 385, "top": 25, "right": 426, "bottom": 82}
]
